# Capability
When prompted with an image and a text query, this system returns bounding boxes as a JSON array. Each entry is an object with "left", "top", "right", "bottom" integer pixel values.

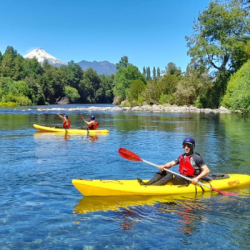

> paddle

[
  {"left": 80, "top": 114, "right": 90, "bottom": 136},
  {"left": 118, "top": 148, "right": 238, "bottom": 197}
]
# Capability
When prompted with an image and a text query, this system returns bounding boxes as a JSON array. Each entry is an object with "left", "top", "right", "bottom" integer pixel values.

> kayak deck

[
  {"left": 72, "top": 174, "right": 250, "bottom": 196},
  {"left": 33, "top": 124, "right": 109, "bottom": 134}
]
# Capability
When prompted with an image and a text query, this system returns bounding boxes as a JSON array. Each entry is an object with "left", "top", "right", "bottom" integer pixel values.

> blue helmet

[
  {"left": 64, "top": 115, "right": 68, "bottom": 119},
  {"left": 183, "top": 137, "right": 195, "bottom": 148},
  {"left": 90, "top": 115, "right": 95, "bottom": 120}
]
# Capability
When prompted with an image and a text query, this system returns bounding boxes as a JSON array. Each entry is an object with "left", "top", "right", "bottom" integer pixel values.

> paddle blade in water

[
  {"left": 118, "top": 148, "right": 142, "bottom": 162},
  {"left": 210, "top": 187, "right": 238, "bottom": 197}
]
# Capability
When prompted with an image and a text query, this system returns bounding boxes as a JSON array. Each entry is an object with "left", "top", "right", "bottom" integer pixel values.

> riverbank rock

[
  {"left": 37, "top": 104, "right": 232, "bottom": 114},
  {"left": 56, "top": 97, "right": 70, "bottom": 105}
]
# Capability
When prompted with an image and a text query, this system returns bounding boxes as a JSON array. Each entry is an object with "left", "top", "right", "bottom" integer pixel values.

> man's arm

[{"left": 192, "top": 165, "right": 210, "bottom": 184}]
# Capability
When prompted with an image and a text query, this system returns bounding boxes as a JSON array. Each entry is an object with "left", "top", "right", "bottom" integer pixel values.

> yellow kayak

[
  {"left": 72, "top": 174, "right": 250, "bottom": 196},
  {"left": 33, "top": 124, "right": 109, "bottom": 134}
]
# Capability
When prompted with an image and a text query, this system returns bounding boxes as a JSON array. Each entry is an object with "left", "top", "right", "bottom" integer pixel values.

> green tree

[
  {"left": 113, "top": 62, "right": 146, "bottom": 104},
  {"left": 0, "top": 77, "right": 32, "bottom": 105},
  {"left": 143, "top": 80, "right": 163, "bottom": 104},
  {"left": 13, "top": 55, "right": 25, "bottom": 81},
  {"left": 164, "top": 62, "right": 181, "bottom": 76},
  {"left": 173, "top": 65, "right": 212, "bottom": 106},
  {"left": 24, "top": 76, "right": 45, "bottom": 105},
  {"left": 60, "top": 61, "right": 84, "bottom": 89},
  {"left": 79, "top": 68, "right": 101, "bottom": 103},
  {"left": 23, "top": 58, "right": 44, "bottom": 78},
  {"left": 143, "top": 67, "right": 146, "bottom": 78},
  {"left": 1, "top": 51, "right": 15, "bottom": 78},
  {"left": 186, "top": 0, "right": 250, "bottom": 106},
  {"left": 64, "top": 85, "right": 80, "bottom": 103},
  {"left": 222, "top": 60, "right": 250, "bottom": 111},
  {"left": 156, "top": 63, "right": 182, "bottom": 103},
  {"left": 116, "top": 56, "right": 128, "bottom": 70},
  {"left": 99, "top": 74, "right": 114, "bottom": 103},
  {"left": 146, "top": 67, "right": 151, "bottom": 80},
  {"left": 41, "top": 61, "right": 67, "bottom": 103},
  {"left": 157, "top": 67, "right": 161, "bottom": 79},
  {"left": 152, "top": 67, "right": 156, "bottom": 81},
  {"left": 0, "top": 51, "right": 3, "bottom": 65},
  {"left": 127, "top": 80, "right": 145, "bottom": 104}
]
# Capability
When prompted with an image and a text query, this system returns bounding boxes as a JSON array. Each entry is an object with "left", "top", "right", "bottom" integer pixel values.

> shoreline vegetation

[
  {"left": 0, "top": 102, "right": 18, "bottom": 107},
  {"left": 36, "top": 104, "right": 233, "bottom": 114}
]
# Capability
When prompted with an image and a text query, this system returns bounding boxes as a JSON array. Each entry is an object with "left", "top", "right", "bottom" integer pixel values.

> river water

[{"left": 1, "top": 104, "right": 250, "bottom": 250}]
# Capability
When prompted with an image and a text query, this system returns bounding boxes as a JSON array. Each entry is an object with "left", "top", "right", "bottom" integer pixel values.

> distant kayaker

[
  {"left": 81, "top": 115, "right": 99, "bottom": 130},
  {"left": 57, "top": 113, "right": 71, "bottom": 129},
  {"left": 137, "top": 137, "right": 210, "bottom": 186}
]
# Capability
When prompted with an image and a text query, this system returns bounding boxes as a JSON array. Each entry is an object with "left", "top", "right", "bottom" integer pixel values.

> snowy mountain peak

[{"left": 24, "top": 48, "right": 67, "bottom": 66}]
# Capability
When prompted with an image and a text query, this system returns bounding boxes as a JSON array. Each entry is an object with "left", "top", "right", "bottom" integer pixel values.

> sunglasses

[{"left": 183, "top": 143, "right": 192, "bottom": 148}]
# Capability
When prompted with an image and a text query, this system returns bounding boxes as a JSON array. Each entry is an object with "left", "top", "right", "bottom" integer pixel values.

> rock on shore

[{"left": 37, "top": 104, "right": 231, "bottom": 114}]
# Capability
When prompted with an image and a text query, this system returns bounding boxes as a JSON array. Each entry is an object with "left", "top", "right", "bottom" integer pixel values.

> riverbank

[{"left": 37, "top": 104, "right": 232, "bottom": 114}]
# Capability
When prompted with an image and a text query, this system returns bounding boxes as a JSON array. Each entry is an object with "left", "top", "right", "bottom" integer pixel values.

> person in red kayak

[
  {"left": 81, "top": 115, "right": 99, "bottom": 130},
  {"left": 57, "top": 113, "right": 71, "bottom": 129},
  {"left": 137, "top": 137, "right": 210, "bottom": 186}
]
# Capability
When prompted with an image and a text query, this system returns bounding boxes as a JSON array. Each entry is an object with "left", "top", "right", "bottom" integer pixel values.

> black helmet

[
  {"left": 90, "top": 115, "right": 95, "bottom": 120},
  {"left": 64, "top": 115, "right": 68, "bottom": 119},
  {"left": 183, "top": 137, "right": 195, "bottom": 148}
]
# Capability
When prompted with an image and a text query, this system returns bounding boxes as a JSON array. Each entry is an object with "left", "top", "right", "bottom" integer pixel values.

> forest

[{"left": 1, "top": 0, "right": 250, "bottom": 112}]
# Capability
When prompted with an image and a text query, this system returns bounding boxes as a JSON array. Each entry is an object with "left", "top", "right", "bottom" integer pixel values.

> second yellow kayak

[{"left": 33, "top": 124, "right": 109, "bottom": 134}]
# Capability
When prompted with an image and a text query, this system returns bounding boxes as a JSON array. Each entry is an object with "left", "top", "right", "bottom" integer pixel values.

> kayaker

[
  {"left": 57, "top": 113, "right": 71, "bottom": 129},
  {"left": 137, "top": 137, "right": 210, "bottom": 186},
  {"left": 81, "top": 115, "right": 99, "bottom": 130}
]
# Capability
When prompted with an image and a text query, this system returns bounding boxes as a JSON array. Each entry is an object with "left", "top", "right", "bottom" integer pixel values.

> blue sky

[{"left": 0, "top": 0, "right": 211, "bottom": 72}]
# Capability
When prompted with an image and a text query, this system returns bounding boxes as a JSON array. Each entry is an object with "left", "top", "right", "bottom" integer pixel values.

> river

[{"left": 0, "top": 104, "right": 250, "bottom": 249}]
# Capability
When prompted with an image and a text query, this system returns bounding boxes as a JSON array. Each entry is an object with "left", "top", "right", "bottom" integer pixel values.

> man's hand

[{"left": 191, "top": 177, "right": 199, "bottom": 184}]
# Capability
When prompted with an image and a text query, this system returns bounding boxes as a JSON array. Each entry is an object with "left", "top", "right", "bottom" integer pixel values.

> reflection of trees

[{"left": 113, "top": 112, "right": 213, "bottom": 134}]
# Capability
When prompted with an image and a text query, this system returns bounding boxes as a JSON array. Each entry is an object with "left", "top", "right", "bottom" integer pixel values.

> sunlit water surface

[{"left": 1, "top": 104, "right": 250, "bottom": 249}]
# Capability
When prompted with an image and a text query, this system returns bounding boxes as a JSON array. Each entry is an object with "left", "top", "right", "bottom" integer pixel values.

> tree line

[
  {"left": 0, "top": 46, "right": 114, "bottom": 105},
  {"left": 1, "top": 0, "right": 250, "bottom": 112}
]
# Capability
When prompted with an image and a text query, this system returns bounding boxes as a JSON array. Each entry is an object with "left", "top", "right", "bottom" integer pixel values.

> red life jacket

[
  {"left": 63, "top": 120, "right": 71, "bottom": 129},
  {"left": 178, "top": 154, "right": 200, "bottom": 177},
  {"left": 88, "top": 121, "right": 99, "bottom": 130}
]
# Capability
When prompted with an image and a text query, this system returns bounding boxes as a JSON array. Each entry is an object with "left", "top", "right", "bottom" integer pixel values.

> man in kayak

[
  {"left": 57, "top": 113, "right": 71, "bottom": 129},
  {"left": 81, "top": 115, "right": 99, "bottom": 130},
  {"left": 137, "top": 137, "right": 210, "bottom": 186}
]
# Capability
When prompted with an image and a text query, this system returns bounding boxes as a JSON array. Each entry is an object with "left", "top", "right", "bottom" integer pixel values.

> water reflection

[
  {"left": 33, "top": 132, "right": 100, "bottom": 142},
  {"left": 88, "top": 134, "right": 98, "bottom": 142},
  {"left": 73, "top": 193, "right": 217, "bottom": 233},
  {"left": 64, "top": 130, "right": 70, "bottom": 141}
]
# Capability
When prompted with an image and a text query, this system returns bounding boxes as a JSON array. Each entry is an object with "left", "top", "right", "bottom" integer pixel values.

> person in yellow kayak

[
  {"left": 57, "top": 113, "right": 71, "bottom": 129},
  {"left": 81, "top": 115, "right": 99, "bottom": 130},
  {"left": 137, "top": 137, "right": 210, "bottom": 186}
]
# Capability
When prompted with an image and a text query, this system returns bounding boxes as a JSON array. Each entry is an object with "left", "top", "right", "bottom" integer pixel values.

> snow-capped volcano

[{"left": 24, "top": 48, "right": 67, "bottom": 66}]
